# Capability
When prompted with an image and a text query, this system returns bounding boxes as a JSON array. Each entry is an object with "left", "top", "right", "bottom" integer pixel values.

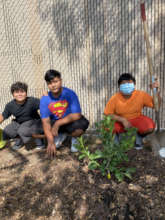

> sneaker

[
  {"left": 54, "top": 133, "right": 67, "bottom": 148},
  {"left": 35, "top": 138, "right": 45, "bottom": 149},
  {"left": 135, "top": 144, "right": 143, "bottom": 150},
  {"left": 12, "top": 138, "right": 23, "bottom": 150},
  {"left": 114, "top": 134, "right": 119, "bottom": 144},
  {"left": 71, "top": 137, "right": 78, "bottom": 153},
  {"left": 159, "top": 147, "right": 165, "bottom": 158},
  {"left": 36, "top": 145, "right": 45, "bottom": 150},
  {"left": 134, "top": 133, "right": 143, "bottom": 150}
]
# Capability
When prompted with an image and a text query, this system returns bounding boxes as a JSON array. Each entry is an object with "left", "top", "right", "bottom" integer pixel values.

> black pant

[{"left": 52, "top": 116, "right": 89, "bottom": 134}]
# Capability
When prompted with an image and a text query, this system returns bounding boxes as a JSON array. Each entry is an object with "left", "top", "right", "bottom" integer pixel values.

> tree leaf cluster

[{"left": 76, "top": 116, "right": 136, "bottom": 182}]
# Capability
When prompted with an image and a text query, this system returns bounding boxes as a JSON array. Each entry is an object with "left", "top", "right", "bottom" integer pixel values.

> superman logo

[{"left": 48, "top": 100, "right": 68, "bottom": 118}]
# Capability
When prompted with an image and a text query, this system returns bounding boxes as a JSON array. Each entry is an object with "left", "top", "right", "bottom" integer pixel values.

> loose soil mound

[{"left": 0, "top": 140, "right": 165, "bottom": 220}]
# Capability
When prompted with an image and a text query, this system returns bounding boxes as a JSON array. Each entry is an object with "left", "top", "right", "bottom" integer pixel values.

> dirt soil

[{"left": 0, "top": 137, "right": 165, "bottom": 220}]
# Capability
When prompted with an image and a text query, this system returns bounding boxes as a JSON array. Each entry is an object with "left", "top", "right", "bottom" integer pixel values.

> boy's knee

[
  {"left": 17, "top": 127, "right": 30, "bottom": 138},
  {"left": 140, "top": 128, "right": 154, "bottom": 136},
  {"left": 71, "top": 129, "right": 84, "bottom": 137},
  {"left": 3, "top": 127, "right": 16, "bottom": 140},
  {"left": 146, "top": 128, "right": 155, "bottom": 133},
  {"left": 2, "top": 129, "right": 10, "bottom": 140}
]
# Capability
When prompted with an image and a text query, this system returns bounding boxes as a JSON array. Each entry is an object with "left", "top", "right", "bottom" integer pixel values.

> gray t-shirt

[{"left": 2, "top": 97, "right": 40, "bottom": 124}]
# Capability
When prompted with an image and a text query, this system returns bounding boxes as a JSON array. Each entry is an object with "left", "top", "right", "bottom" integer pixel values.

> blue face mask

[{"left": 119, "top": 83, "right": 135, "bottom": 95}]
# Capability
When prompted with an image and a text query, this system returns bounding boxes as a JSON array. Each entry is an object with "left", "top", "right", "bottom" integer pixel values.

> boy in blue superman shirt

[{"left": 40, "top": 69, "right": 89, "bottom": 157}]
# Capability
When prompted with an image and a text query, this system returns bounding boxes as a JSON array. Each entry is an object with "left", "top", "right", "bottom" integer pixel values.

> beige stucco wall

[{"left": 0, "top": 0, "right": 165, "bottom": 128}]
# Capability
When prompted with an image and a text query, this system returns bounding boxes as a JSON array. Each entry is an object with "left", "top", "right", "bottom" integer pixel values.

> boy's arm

[
  {"left": 40, "top": 96, "right": 57, "bottom": 157},
  {"left": 42, "top": 118, "right": 54, "bottom": 144},
  {"left": 1, "top": 103, "right": 11, "bottom": 121},
  {"left": 0, "top": 114, "right": 4, "bottom": 124},
  {"left": 52, "top": 113, "right": 81, "bottom": 136},
  {"left": 104, "top": 97, "right": 131, "bottom": 128},
  {"left": 42, "top": 117, "right": 56, "bottom": 157},
  {"left": 149, "top": 80, "right": 161, "bottom": 108},
  {"left": 107, "top": 114, "right": 131, "bottom": 128}
]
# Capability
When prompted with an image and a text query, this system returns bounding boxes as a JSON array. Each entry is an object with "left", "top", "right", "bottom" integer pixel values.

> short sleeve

[
  {"left": 2, "top": 103, "right": 11, "bottom": 120},
  {"left": 40, "top": 96, "right": 50, "bottom": 119},
  {"left": 104, "top": 96, "right": 116, "bottom": 115},
  {"left": 69, "top": 91, "right": 81, "bottom": 113},
  {"left": 143, "top": 92, "right": 153, "bottom": 108}
]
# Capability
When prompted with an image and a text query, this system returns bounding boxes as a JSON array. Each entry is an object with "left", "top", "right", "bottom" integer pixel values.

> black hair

[
  {"left": 44, "top": 69, "right": 61, "bottom": 82},
  {"left": 11, "top": 82, "right": 28, "bottom": 94},
  {"left": 118, "top": 73, "right": 136, "bottom": 86}
]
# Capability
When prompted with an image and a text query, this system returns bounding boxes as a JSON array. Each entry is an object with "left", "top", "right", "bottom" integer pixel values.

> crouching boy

[
  {"left": 40, "top": 69, "right": 89, "bottom": 157},
  {"left": 0, "top": 82, "right": 44, "bottom": 150},
  {"left": 104, "top": 73, "right": 160, "bottom": 149}
]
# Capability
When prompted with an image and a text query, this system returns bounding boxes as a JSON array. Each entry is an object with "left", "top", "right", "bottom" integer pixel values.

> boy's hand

[
  {"left": 43, "top": 91, "right": 48, "bottom": 96},
  {"left": 47, "top": 143, "right": 56, "bottom": 158},
  {"left": 122, "top": 118, "right": 132, "bottom": 129},
  {"left": 150, "top": 78, "right": 159, "bottom": 91}
]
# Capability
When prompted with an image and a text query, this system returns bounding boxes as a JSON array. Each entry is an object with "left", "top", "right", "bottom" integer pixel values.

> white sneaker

[
  {"left": 135, "top": 144, "right": 143, "bottom": 150},
  {"left": 159, "top": 147, "right": 165, "bottom": 158},
  {"left": 36, "top": 145, "right": 45, "bottom": 150},
  {"left": 54, "top": 133, "right": 67, "bottom": 148},
  {"left": 71, "top": 137, "right": 78, "bottom": 152}
]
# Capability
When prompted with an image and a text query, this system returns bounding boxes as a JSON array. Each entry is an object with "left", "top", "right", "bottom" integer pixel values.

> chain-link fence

[{"left": 0, "top": 0, "right": 165, "bottom": 129}]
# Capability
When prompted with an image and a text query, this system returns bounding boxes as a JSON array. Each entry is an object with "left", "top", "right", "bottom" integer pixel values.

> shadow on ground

[{"left": 0, "top": 140, "right": 165, "bottom": 220}]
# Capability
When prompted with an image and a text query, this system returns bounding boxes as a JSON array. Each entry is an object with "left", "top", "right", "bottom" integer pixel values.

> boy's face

[
  {"left": 13, "top": 90, "right": 27, "bottom": 103},
  {"left": 47, "top": 77, "right": 62, "bottom": 94}
]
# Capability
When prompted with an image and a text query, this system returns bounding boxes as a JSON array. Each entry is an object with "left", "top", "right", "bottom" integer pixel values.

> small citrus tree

[{"left": 76, "top": 116, "right": 136, "bottom": 182}]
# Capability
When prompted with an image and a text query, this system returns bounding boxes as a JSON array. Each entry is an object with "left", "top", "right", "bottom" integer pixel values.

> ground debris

[
  {"left": 0, "top": 145, "right": 165, "bottom": 219},
  {"left": 128, "top": 183, "right": 143, "bottom": 192}
]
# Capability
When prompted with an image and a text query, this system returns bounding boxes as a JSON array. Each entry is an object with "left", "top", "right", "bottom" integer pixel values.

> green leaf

[
  {"left": 126, "top": 167, "right": 136, "bottom": 173},
  {"left": 115, "top": 171, "right": 124, "bottom": 182},
  {"left": 78, "top": 154, "right": 86, "bottom": 160},
  {"left": 89, "top": 153, "right": 102, "bottom": 160},
  {"left": 95, "top": 149, "right": 103, "bottom": 155},
  {"left": 124, "top": 172, "right": 132, "bottom": 179},
  {"left": 88, "top": 161, "right": 99, "bottom": 170}
]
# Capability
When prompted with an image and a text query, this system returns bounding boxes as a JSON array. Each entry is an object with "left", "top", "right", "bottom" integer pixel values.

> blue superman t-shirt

[{"left": 40, "top": 87, "right": 81, "bottom": 120}]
